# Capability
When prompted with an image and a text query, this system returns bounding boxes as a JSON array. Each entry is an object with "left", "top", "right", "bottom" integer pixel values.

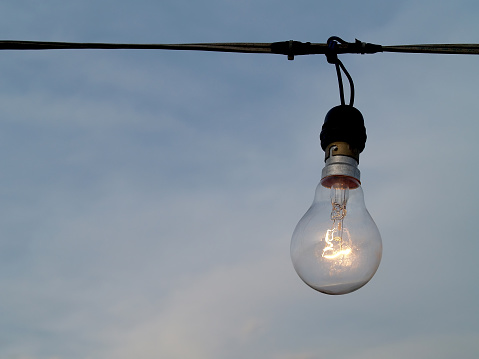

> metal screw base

[{"left": 321, "top": 154, "right": 360, "bottom": 182}]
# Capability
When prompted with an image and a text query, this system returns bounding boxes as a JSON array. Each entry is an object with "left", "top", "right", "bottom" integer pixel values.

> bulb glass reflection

[{"left": 291, "top": 175, "right": 382, "bottom": 295}]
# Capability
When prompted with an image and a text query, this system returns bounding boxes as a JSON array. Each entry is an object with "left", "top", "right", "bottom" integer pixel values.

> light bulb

[
  {"left": 291, "top": 174, "right": 382, "bottom": 295},
  {"left": 291, "top": 105, "right": 382, "bottom": 295}
]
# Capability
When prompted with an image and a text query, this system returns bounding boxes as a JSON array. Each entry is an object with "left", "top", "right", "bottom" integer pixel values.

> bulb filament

[{"left": 322, "top": 182, "right": 352, "bottom": 259}]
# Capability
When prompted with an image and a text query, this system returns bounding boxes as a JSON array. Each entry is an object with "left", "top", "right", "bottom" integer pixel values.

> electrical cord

[
  {"left": 326, "top": 37, "right": 355, "bottom": 106},
  {"left": 1, "top": 39, "right": 479, "bottom": 56},
  {"left": 3, "top": 38, "right": 476, "bottom": 108},
  {"left": 0, "top": 40, "right": 273, "bottom": 53}
]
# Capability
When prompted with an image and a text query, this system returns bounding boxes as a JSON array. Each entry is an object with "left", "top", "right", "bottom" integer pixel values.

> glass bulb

[{"left": 291, "top": 175, "right": 382, "bottom": 295}]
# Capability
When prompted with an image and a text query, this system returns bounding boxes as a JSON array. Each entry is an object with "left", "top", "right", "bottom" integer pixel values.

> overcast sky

[{"left": 0, "top": 1, "right": 478, "bottom": 358}]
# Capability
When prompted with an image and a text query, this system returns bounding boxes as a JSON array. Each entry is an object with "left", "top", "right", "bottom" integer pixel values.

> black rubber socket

[{"left": 320, "top": 105, "right": 367, "bottom": 153}]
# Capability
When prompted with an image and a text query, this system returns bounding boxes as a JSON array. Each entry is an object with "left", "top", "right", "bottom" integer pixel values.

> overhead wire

[
  {"left": 1, "top": 40, "right": 479, "bottom": 56},
  {"left": 1, "top": 38, "right": 476, "bottom": 107}
]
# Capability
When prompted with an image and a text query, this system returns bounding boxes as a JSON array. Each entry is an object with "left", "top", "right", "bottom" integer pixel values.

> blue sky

[{"left": 0, "top": 1, "right": 478, "bottom": 358}]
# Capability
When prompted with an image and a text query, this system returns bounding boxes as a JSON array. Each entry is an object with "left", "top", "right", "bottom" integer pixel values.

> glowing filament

[
  {"left": 323, "top": 229, "right": 352, "bottom": 259},
  {"left": 322, "top": 182, "right": 352, "bottom": 260}
]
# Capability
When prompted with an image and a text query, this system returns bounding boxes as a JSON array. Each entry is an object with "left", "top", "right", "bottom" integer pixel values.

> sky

[{"left": 0, "top": 1, "right": 478, "bottom": 358}]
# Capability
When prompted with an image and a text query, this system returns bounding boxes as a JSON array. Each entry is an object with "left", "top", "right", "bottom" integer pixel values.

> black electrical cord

[
  {"left": 0, "top": 39, "right": 476, "bottom": 106},
  {"left": 0, "top": 40, "right": 274, "bottom": 53},
  {"left": 326, "top": 37, "right": 355, "bottom": 106},
  {"left": 1, "top": 40, "right": 479, "bottom": 56}
]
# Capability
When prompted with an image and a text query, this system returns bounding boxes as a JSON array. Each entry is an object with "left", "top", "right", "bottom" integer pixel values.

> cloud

[
  {"left": 350, "top": 333, "right": 479, "bottom": 359},
  {"left": 103, "top": 249, "right": 293, "bottom": 359}
]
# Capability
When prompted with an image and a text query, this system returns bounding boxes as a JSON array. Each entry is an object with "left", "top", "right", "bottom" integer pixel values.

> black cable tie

[
  {"left": 351, "top": 39, "right": 383, "bottom": 54},
  {"left": 288, "top": 40, "right": 294, "bottom": 60},
  {"left": 326, "top": 37, "right": 383, "bottom": 55},
  {"left": 270, "top": 40, "right": 312, "bottom": 59}
]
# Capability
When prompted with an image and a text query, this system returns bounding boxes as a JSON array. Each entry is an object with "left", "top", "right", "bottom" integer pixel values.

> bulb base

[
  {"left": 321, "top": 154, "right": 360, "bottom": 182},
  {"left": 324, "top": 141, "right": 360, "bottom": 162}
]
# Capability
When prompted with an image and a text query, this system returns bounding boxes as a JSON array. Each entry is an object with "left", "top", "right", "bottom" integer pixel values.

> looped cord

[
  {"left": 326, "top": 37, "right": 355, "bottom": 106},
  {"left": 326, "top": 39, "right": 339, "bottom": 64}
]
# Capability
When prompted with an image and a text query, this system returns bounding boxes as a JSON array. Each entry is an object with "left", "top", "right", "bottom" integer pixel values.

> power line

[
  {"left": 381, "top": 44, "right": 479, "bottom": 55},
  {"left": 0, "top": 40, "right": 478, "bottom": 58},
  {"left": 0, "top": 40, "right": 272, "bottom": 53}
]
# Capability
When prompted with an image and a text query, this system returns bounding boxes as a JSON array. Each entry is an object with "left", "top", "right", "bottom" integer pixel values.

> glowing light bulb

[
  {"left": 291, "top": 105, "right": 382, "bottom": 295},
  {"left": 291, "top": 175, "right": 382, "bottom": 295}
]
